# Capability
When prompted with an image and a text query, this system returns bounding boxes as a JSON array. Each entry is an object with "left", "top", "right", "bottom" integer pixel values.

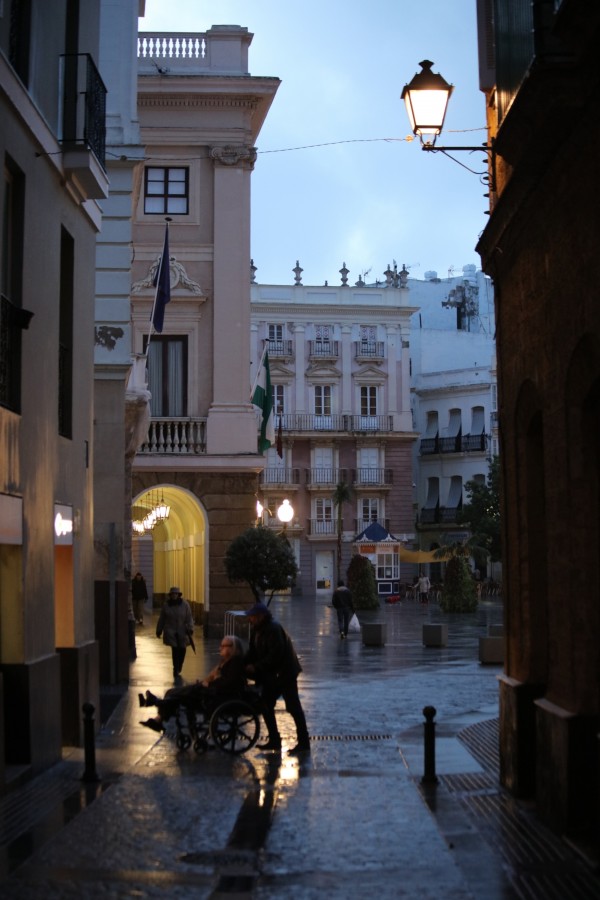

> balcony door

[
  {"left": 359, "top": 447, "right": 379, "bottom": 484},
  {"left": 314, "top": 446, "right": 334, "bottom": 484},
  {"left": 146, "top": 336, "right": 187, "bottom": 417}
]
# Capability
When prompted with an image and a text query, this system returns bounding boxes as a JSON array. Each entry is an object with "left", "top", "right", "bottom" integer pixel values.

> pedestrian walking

[
  {"left": 156, "top": 586, "right": 194, "bottom": 680},
  {"left": 417, "top": 573, "right": 431, "bottom": 604},
  {"left": 131, "top": 571, "right": 148, "bottom": 624},
  {"left": 244, "top": 602, "right": 310, "bottom": 756},
  {"left": 331, "top": 578, "right": 354, "bottom": 639}
]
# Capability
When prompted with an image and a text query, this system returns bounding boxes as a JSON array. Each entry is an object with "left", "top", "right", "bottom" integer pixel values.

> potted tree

[{"left": 224, "top": 526, "right": 299, "bottom": 606}]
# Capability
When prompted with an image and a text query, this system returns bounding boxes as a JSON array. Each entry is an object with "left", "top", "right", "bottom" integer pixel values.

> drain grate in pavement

[
  {"left": 440, "top": 771, "right": 496, "bottom": 795},
  {"left": 457, "top": 717, "right": 499, "bottom": 775},
  {"left": 312, "top": 734, "right": 393, "bottom": 742}
]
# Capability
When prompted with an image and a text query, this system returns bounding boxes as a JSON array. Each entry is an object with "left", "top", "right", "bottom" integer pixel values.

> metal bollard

[
  {"left": 421, "top": 705, "right": 439, "bottom": 785},
  {"left": 81, "top": 702, "right": 100, "bottom": 783}
]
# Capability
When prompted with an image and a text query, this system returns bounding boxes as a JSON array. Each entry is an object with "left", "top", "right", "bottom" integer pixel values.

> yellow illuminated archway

[{"left": 131, "top": 486, "right": 208, "bottom": 609}]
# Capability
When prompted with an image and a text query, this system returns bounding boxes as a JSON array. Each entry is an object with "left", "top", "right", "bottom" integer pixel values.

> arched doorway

[{"left": 131, "top": 486, "right": 208, "bottom": 611}]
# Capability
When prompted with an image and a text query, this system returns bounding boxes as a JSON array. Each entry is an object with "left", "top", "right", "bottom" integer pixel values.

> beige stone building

[
  {"left": 130, "top": 28, "right": 279, "bottom": 633},
  {"left": 0, "top": 0, "right": 109, "bottom": 781}
]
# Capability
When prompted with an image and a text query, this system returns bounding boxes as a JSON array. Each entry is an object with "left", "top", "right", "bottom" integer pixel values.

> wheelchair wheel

[
  {"left": 209, "top": 700, "right": 260, "bottom": 754},
  {"left": 176, "top": 732, "right": 191, "bottom": 751}
]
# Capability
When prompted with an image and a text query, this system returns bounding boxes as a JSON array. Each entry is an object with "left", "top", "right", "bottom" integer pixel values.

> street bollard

[
  {"left": 81, "top": 702, "right": 100, "bottom": 783},
  {"left": 421, "top": 705, "right": 439, "bottom": 785}
]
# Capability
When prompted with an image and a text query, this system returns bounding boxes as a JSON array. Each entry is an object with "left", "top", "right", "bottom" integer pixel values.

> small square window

[{"left": 144, "top": 167, "right": 189, "bottom": 215}]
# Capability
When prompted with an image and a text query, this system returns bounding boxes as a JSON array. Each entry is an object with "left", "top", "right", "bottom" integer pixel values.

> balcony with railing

[
  {"left": 421, "top": 432, "right": 487, "bottom": 454},
  {"left": 277, "top": 413, "right": 394, "bottom": 433},
  {"left": 461, "top": 433, "right": 487, "bottom": 452},
  {"left": 354, "top": 341, "right": 385, "bottom": 361},
  {"left": 308, "top": 340, "right": 339, "bottom": 360},
  {"left": 352, "top": 468, "right": 393, "bottom": 487},
  {"left": 138, "top": 418, "right": 207, "bottom": 454},
  {"left": 266, "top": 339, "right": 294, "bottom": 359},
  {"left": 355, "top": 518, "right": 389, "bottom": 533},
  {"left": 419, "top": 504, "right": 462, "bottom": 525},
  {"left": 60, "top": 53, "right": 108, "bottom": 198},
  {"left": 308, "top": 519, "right": 336, "bottom": 536},
  {"left": 305, "top": 468, "right": 347, "bottom": 488},
  {"left": 259, "top": 467, "right": 300, "bottom": 487},
  {"left": 348, "top": 414, "right": 393, "bottom": 432}
]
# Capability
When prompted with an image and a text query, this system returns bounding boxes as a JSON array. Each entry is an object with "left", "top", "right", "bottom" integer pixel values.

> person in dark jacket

[
  {"left": 331, "top": 579, "right": 354, "bottom": 639},
  {"left": 131, "top": 571, "right": 148, "bottom": 624},
  {"left": 244, "top": 602, "right": 310, "bottom": 756},
  {"left": 156, "top": 586, "right": 194, "bottom": 679},
  {"left": 139, "top": 634, "right": 246, "bottom": 732}
]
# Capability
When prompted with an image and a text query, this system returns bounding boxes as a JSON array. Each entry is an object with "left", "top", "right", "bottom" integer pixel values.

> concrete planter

[
  {"left": 479, "top": 636, "right": 504, "bottom": 664},
  {"left": 361, "top": 622, "right": 387, "bottom": 646},
  {"left": 423, "top": 623, "right": 448, "bottom": 647}
]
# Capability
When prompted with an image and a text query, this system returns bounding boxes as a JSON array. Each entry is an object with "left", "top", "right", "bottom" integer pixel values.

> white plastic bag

[{"left": 348, "top": 613, "right": 361, "bottom": 634}]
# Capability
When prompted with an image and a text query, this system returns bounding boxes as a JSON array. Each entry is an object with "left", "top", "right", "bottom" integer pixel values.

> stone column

[{"left": 207, "top": 144, "right": 258, "bottom": 455}]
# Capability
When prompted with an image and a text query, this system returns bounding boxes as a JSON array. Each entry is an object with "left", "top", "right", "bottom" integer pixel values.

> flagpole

[
  {"left": 146, "top": 217, "right": 172, "bottom": 359},
  {"left": 250, "top": 342, "right": 268, "bottom": 400}
]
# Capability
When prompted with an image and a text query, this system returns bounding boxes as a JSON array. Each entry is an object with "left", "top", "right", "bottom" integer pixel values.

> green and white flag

[{"left": 251, "top": 349, "right": 275, "bottom": 452}]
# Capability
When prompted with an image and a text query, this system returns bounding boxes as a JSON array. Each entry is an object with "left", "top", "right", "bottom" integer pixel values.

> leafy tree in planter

[
  {"left": 435, "top": 540, "right": 478, "bottom": 612},
  {"left": 458, "top": 456, "right": 501, "bottom": 570},
  {"left": 224, "top": 526, "right": 298, "bottom": 606},
  {"left": 347, "top": 554, "right": 379, "bottom": 610}
]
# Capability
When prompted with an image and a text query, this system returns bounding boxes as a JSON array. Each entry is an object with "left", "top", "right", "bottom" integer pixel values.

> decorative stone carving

[
  {"left": 131, "top": 256, "right": 205, "bottom": 296},
  {"left": 210, "top": 144, "right": 257, "bottom": 169}
]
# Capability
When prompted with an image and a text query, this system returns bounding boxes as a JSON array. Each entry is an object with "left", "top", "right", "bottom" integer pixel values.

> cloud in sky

[{"left": 140, "top": 0, "right": 489, "bottom": 285}]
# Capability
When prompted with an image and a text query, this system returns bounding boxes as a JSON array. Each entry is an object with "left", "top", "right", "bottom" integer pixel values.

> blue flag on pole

[{"left": 152, "top": 225, "right": 171, "bottom": 333}]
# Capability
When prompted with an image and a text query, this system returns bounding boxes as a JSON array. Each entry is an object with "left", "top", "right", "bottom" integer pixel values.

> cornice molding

[{"left": 138, "top": 95, "right": 261, "bottom": 111}]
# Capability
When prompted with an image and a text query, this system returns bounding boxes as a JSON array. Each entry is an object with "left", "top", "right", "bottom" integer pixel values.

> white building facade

[
  {"left": 251, "top": 264, "right": 496, "bottom": 596},
  {"left": 409, "top": 266, "right": 497, "bottom": 577}
]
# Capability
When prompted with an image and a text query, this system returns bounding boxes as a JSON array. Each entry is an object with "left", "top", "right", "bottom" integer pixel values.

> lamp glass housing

[
  {"left": 401, "top": 60, "right": 454, "bottom": 142},
  {"left": 277, "top": 499, "right": 294, "bottom": 525}
]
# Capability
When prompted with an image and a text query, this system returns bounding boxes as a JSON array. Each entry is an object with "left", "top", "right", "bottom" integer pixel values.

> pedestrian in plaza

[
  {"left": 139, "top": 634, "right": 246, "bottom": 732},
  {"left": 331, "top": 578, "right": 354, "bottom": 639},
  {"left": 244, "top": 602, "right": 310, "bottom": 756},
  {"left": 156, "top": 586, "right": 194, "bottom": 680},
  {"left": 131, "top": 571, "right": 148, "bottom": 625},
  {"left": 417, "top": 572, "right": 431, "bottom": 604}
]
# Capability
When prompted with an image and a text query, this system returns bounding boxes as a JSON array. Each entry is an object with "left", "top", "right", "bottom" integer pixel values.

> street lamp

[
  {"left": 277, "top": 498, "right": 294, "bottom": 539},
  {"left": 402, "top": 60, "right": 496, "bottom": 191}
]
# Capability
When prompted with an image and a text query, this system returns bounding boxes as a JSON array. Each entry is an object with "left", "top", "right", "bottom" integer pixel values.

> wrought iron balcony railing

[
  {"left": 461, "top": 433, "right": 487, "bottom": 452},
  {"left": 420, "top": 433, "right": 487, "bottom": 454},
  {"left": 267, "top": 340, "right": 294, "bottom": 358},
  {"left": 259, "top": 467, "right": 300, "bottom": 486},
  {"left": 352, "top": 468, "right": 393, "bottom": 486},
  {"left": 60, "top": 53, "right": 106, "bottom": 168},
  {"left": 354, "top": 341, "right": 385, "bottom": 360},
  {"left": 277, "top": 413, "right": 393, "bottom": 433},
  {"left": 308, "top": 340, "right": 339, "bottom": 358},
  {"left": 419, "top": 504, "right": 462, "bottom": 525},
  {"left": 305, "top": 468, "right": 347, "bottom": 486}
]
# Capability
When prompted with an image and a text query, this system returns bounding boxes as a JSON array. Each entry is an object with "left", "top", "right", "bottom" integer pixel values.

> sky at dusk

[{"left": 140, "top": 1, "right": 488, "bottom": 286}]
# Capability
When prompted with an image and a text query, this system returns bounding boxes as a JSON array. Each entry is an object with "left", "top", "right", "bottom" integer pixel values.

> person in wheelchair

[{"left": 139, "top": 634, "right": 246, "bottom": 732}]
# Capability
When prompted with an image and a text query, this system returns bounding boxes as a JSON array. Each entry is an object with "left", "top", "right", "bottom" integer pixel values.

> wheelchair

[{"left": 173, "top": 685, "right": 263, "bottom": 756}]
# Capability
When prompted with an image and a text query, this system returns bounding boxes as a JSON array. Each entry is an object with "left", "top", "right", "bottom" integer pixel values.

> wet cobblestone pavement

[{"left": 1, "top": 596, "right": 599, "bottom": 898}]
